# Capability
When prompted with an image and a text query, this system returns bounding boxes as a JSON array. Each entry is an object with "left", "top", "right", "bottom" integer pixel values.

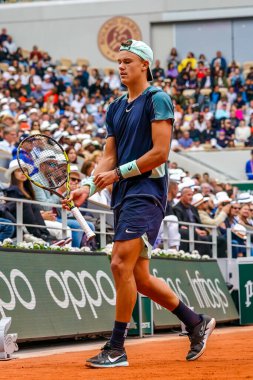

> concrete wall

[
  {"left": 171, "top": 149, "right": 252, "bottom": 181},
  {"left": 1, "top": 0, "right": 253, "bottom": 68}
]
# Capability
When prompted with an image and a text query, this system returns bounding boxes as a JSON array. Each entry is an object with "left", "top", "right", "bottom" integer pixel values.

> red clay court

[{"left": 1, "top": 326, "right": 252, "bottom": 380}]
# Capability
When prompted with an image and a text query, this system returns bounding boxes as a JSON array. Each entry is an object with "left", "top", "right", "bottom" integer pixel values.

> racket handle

[{"left": 71, "top": 207, "right": 95, "bottom": 240}]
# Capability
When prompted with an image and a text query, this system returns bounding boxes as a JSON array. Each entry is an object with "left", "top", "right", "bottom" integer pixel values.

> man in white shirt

[{"left": 0, "top": 127, "right": 17, "bottom": 154}]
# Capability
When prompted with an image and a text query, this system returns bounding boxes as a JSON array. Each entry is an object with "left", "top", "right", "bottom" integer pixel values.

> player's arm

[
  {"left": 136, "top": 119, "right": 172, "bottom": 171},
  {"left": 93, "top": 136, "right": 117, "bottom": 175}
]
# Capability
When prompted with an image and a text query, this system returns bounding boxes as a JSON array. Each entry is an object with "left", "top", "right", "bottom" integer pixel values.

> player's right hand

[{"left": 61, "top": 186, "right": 90, "bottom": 209}]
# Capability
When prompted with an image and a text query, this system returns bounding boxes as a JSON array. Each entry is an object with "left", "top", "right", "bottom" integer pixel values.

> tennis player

[{"left": 62, "top": 39, "right": 215, "bottom": 368}]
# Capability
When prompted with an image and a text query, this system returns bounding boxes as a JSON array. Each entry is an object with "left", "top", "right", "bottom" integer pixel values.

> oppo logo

[
  {"left": 0, "top": 269, "right": 116, "bottom": 321},
  {"left": 45, "top": 270, "right": 116, "bottom": 320},
  {"left": 0, "top": 270, "right": 36, "bottom": 318}
]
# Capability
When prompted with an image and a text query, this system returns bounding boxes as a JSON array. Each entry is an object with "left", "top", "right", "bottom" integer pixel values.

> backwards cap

[{"left": 119, "top": 39, "right": 153, "bottom": 82}]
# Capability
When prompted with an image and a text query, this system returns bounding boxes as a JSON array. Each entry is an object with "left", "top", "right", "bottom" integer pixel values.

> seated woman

[{"left": 4, "top": 159, "right": 69, "bottom": 244}]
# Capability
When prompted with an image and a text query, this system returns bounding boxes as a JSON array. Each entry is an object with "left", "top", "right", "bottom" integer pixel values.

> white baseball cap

[{"left": 119, "top": 39, "right": 153, "bottom": 81}]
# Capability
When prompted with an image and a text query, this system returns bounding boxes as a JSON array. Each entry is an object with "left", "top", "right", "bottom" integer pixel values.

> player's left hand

[{"left": 94, "top": 170, "right": 118, "bottom": 189}]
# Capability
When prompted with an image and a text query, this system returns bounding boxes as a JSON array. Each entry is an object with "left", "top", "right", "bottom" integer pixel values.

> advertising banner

[
  {"left": 0, "top": 250, "right": 238, "bottom": 340},
  {"left": 238, "top": 260, "right": 253, "bottom": 325},
  {"left": 150, "top": 259, "right": 239, "bottom": 327}
]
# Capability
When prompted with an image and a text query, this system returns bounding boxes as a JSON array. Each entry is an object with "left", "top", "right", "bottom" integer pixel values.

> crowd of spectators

[
  {"left": 0, "top": 28, "right": 253, "bottom": 256},
  {"left": 158, "top": 163, "right": 253, "bottom": 258}
]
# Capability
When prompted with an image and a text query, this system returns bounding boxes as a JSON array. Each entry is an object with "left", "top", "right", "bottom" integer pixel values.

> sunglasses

[
  {"left": 121, "top": 39, "right": 133, "bottom": 48},
  {"left": 70, "top": 177, "right": 81, "bottom": 183},
  {"left": 231, "top": 206, "right": 240, "bottom": 210}
]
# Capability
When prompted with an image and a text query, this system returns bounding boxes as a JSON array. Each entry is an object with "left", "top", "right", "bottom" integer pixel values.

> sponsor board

[
  {"left": 0, "top": 251, "right": 238, "bottom": 340},
  {"left": 238, "top": 260, "right": 253, "bottom": 325},
  {"left": 150, "top": 259, "right": 239, "bottom": 326}
]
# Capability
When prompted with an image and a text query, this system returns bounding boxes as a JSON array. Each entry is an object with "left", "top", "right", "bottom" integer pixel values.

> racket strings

[{"left": 18, "top": 134, "right": 68, "bottom": 189}]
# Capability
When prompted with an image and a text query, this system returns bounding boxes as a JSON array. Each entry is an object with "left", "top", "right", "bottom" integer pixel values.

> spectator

[
  {"left": 211, "top": 51, "right": 227, "bottom": 74},
  {"left": 4, "top": 159, "right": 58, "bottom": 243},
  {"left": 216, "top": 129, "right": 230, "bottom": 148},
  {"left": 178, "top": 131, "right": 193, "bottom": 149},
  {"left": 173, "top": 187, "right": 212, "bottom": 255},
  {"left": 0, "top": 127, "right": 17, "bottom": 153},
  {"left": 65, "top": 145, "right": 78, "bottom": 164},
  {"left": 0, "top": 28, "right": 8, "bottom": 44},
  {"left": 236, "top": 203, "right": 253, "bottom": 232},
  {"left": 3, "top": 36, "right": 16, "bottom": 56},
  {"left": 222, "top": 202, "right": 240, "bottom": 234},
  {"left": 165, "top": 62, "right": 178, "bottom": 80},
  {"left": 152, "top": 59, "right": 165, "bottom": 80},
  {"left": 30, "top": 45, "right": 43, "bottom": 61},
  {"left": 0, "top": 217, "right": 15, "bottom": 242},
  {"left": 178, "top": 52, "right": 197, "bottom": 72},
  {"left": 231, "top": 224, "right": 248, "bottom": 258},
  {"left": 235, "top": 119, "right": 251, "bottom": 146},
  {"left": 192, "top": 192, "right": 229, "bottom": 230},
  {"left": 245, "top": 150, "right": 253, "bottom": 180},
  {"left": 104, "top": 69, "right": 121, "bottom": 90},
  {"left": 156, "top": 181, "right": 181, "bottom": 250}
]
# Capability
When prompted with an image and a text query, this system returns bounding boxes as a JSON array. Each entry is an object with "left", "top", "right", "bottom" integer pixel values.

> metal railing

[
  {"left": 0, "top": 196, "right": 113, "bottom": 249},
  {"left": 0, "top": 196, "right": 252, "bottom": 258}
]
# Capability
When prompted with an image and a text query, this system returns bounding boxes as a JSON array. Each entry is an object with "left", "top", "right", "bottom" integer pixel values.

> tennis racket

[{"left": 17, "top": 133, "right": 95, "bottom": 240}]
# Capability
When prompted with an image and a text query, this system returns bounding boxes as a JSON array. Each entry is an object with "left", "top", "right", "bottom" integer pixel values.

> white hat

[
  {"left": 29, "top": 108, "right": 39, "bottom": 115},
  {"left": 8, "top": 66, "right": 16, "bottom": 72},
  {"left": 232, "top": 224, "right": 247, "bottom": 239},
  {"left": 54, "top": 130, "right": 69, "bottom": 141},
  {"left": 40, "top": 120, "right": 51, "bottom": 131},
  {"left": 69, "top": 135, "right": 78, "bottom": 142},
  {"left": 192, "top": 193, "right": 209, "bottom": 207},
  {"left": 5, "top": 159, "right": 33, "bottom": 180},
  {"left": 9, "top": 98, "right": 17, "bottom": 104},
  {"left": 169, "top": 173, "right": 181, "bottom": 183},
  {"left": 216, "top": 191, "right": 232, "bottom": 204},
  {"left": 82, "top": 139, "right": 93, "bottom": 148},
  {"left": 237, "top": 192, "right": 253, "bottom": 204},
  {"left": 48, "top": 123, "right": 58, "bottom": 132},
  {"left": 0, "top": 97, "right": 8, "bottom": 105},
  {"left": 34, "top": 150, "right": 57, "bottom": 167},
  {"left": 70, "top": 120, "right": 78, "bottom": 127},
  {"left": 43, "top": 74, "right": 51, "bottom": 80},
  {"left": 18, "top": 114, "right": 28, "bottom": 122},
  {"left": 46, "top": 67, "right": 54, "bottom": 72},
  {"left": 178, "top": 179, "right": 196, "bottom": 192}
]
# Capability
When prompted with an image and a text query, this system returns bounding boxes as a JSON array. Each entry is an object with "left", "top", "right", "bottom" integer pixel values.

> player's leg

[
  {"left": 86, "top": 237, "right": 143, "bottom": 368},
  {"left": 134, "top": 256, "right": 216, "bottom": 361}
]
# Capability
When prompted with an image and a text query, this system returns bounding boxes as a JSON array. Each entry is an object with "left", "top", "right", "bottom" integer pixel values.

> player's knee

[{"left": 135, "top": 275, "right": 151, "bottom": 294}]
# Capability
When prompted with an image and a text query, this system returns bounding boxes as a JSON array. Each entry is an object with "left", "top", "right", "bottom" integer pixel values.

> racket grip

[{"left": 71, "top": 207, "right": 95, "bottom": 240}]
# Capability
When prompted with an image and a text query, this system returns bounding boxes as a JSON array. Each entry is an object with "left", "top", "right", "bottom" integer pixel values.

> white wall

[
  {"left": 1, "top": 0, "right": 253, "bottom": 67},
  {"left": 173, "top": 149, "right": 252, "bottom": 181}
]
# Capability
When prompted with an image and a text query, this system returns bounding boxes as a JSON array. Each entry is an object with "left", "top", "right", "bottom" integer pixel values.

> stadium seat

[
  {"left": 21, "top": 49, "right": 30, "bottom": 59},
  {"left": 60, "top": 58, "right": 73, "bottom": 68},
  {"left": 219, "top": 87, "right": 228, "bottom": 96},
  {"left": 0, "top": 63, "right": 9, "bottom": 72},
  {"left": 76, "top": 58, "right": 90, "bottom": 67},
  {"left": 182, "top": 89, "right": 196, "bottom": 97},
  {"left": 200, "top": 88, "right": 212, "bottom": 96},
  {"left": 243, "top": 61, "right": 253, "bottom": 71},
  {"left": 103, "top": 67, "right": 116, "bottom": 76}
]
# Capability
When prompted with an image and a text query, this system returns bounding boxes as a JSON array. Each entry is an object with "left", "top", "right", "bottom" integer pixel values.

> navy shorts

[{"left": 113, "top": 196, "right": 164, "bottom": 258}]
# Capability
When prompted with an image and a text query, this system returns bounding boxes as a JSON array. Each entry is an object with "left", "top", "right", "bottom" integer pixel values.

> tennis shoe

[
  {"left": 186, "top": 314, "right": 216, "bottom": 361},
  {"left": 86, "top": 341, "right": 129, "bottom": 368}
]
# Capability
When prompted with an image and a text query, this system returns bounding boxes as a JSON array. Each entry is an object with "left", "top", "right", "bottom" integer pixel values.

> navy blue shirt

[{"left": 106, "top": 86, "right": 174, "bottom": 213}]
